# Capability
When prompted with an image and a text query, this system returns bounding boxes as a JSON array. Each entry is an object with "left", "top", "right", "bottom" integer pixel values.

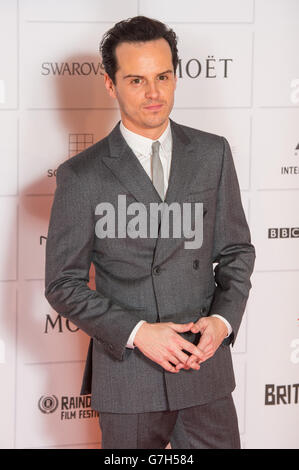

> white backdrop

[{"left": 0, "top": 0, "right": 298, "bottom": 449}]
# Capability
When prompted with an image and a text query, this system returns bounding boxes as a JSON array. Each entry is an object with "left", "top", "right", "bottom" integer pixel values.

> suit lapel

[
  {"left": 164, "top": 119, "right": 197, "bottom": 205},
  {"left": 103, "top": 121, "right": 161, "bottom": 207},
  {"left": 154, "top": 119, "right": 200, "bottom": 264},
  {"left": 103, "top": 119, "right": 196, "bottom": 206},
  {"left": 103, "top": 119, "right": 202, "bottom": 264}
]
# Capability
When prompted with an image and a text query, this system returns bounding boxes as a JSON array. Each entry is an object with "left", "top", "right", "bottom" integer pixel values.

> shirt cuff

[
  {"left": 126, "top": 320, "right": 146, "bottom": 349},
  {"left": 210, "top": 314, "right": 232, "bottom": 338}
]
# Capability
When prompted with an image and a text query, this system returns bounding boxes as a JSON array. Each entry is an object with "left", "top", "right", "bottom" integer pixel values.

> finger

[
  {"left": 186, "top": 354, "right": 202, "bottom": 368},
  {"left": 190, "top": 323, "right": 201, "bottom": 334},
  {"left": 170, "top": 322, "right": 194, "bottom": 333},
  {"left": 202, "top": 345, "right": 214, "bottom": 356},
  {"left": 173, "top": 348, "right": 192, "bottom": 366},
  {"left": 197, "top": 348, "right": 215, "bottom": 363},
  {"left": 200, "top": 351, "right": 214, "bottom": 362},
  {"left": 167, "top": 353, "right": 180, "bottom": 366},
  {"left": 175, "top": 362, "right": 190, "bottom": 371},
  {"left": 180, "top": 358, "right": 201, "bottom": 370},
  {"left": 190, "top": 318, "right": 206, "bottom": 334},
  {"left": 175, "top": 361, "right": 199, "bottom": 371},
  {"left": 179, "top": 339, "right": 205, "bottom": 360},
  {"left": 175, "top": 358, "right": 197, "bottom": 371},
  {"left": 186, "top": 356, "right": 201, "bottom": 370},
  {"left": 161, "top": 360, "right": 179, "bottom": 373},
  {"left": 190, "top": 361, "right": 201, "bottom": 370},
  {"left": 197, "top": 332, "right": 213, "bottom": 352}
]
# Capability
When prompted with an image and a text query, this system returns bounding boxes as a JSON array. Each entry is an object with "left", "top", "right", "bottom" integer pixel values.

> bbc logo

[{"left": 268, "top": 228, "right": 299, "bottom": 238}]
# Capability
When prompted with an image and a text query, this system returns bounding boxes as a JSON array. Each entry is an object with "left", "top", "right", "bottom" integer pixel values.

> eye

[
  {"left": 158, "top": 75, "right": 168, "bottom": 81},
  {"left": 131, "top": 78, "right": 142, "bottom": 84}
]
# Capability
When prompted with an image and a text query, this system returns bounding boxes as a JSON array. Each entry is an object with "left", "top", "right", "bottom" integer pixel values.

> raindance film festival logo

[
  {"left": 38, "top": 395, "right": 99, "bottom": 420},
  {"left": 38, "top": 395, "right": 59, "bottom": 414}
]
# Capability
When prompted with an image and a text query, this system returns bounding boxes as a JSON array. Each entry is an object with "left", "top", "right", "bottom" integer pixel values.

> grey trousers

[{"left": 99, "top": 394, "right": 241, "bottom": 449}]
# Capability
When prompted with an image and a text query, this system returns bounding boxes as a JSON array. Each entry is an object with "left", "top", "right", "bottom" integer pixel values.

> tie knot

[{"left": 152, "top": 141, "right": 160, "bottom": 154}]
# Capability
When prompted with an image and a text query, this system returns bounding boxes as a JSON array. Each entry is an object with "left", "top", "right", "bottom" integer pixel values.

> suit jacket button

[
  {"left": 153, "top": 265, "right": 161, "bottom": 275},
  {"left": 193, "top": 259, "right": 199, "bottom": 270}
]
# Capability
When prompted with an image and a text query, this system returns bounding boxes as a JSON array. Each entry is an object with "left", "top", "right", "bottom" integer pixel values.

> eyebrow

[{"left": 122, "top": 69, "right": 173, "bottom": 80}]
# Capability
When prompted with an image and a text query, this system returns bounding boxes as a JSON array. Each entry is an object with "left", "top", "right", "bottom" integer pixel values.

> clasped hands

[{"left": 134, "top": 317, "right": 228, "bottom": 374}]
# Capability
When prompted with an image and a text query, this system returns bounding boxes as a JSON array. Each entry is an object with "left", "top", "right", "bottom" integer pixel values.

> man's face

[{"left": 104, "top": 38, "right": 177, "bottom": 138}]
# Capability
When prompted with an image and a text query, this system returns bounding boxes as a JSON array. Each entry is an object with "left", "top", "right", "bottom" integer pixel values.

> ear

[{"left": 104, "top": 73, "right": 117, "bottom": 99}]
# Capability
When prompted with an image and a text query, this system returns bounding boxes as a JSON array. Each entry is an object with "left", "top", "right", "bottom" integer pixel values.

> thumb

[
  {"left": 170, "top": 322, "right": 194, "bottom": 333},
  {"left": 191, "top": 317, "right": 207, "bottom": 334}
]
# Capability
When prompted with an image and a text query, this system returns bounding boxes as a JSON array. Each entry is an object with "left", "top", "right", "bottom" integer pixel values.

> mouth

[{"left": 143, "top": 104, "right": 164, "bottom": 111}]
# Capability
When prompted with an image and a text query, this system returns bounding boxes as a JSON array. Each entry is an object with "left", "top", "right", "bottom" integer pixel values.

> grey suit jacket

[{"left": 45, "top": 118, "right": 255, "bottom": 413}]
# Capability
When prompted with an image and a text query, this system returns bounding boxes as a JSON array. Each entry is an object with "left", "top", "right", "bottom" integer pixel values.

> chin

[{"left": 143, "top": 114, "right": 168, "bottom": 128}]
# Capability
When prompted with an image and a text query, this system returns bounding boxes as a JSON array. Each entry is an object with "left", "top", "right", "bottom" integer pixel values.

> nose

[{"left": 144, "top": 80, "right": 159, "bottom": 100}]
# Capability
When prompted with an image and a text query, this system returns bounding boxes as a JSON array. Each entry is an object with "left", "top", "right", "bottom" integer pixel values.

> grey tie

[{"left": 151, "top": 141, "right": 164, "bottom": 200}]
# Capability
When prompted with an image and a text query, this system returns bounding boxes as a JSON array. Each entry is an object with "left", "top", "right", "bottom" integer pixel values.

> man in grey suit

[{"left": 45, "top": 16, "right": 255, "bottom": 449}]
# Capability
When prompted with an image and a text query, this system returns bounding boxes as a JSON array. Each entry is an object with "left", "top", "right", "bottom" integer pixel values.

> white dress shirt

[{"left": 119, "top": 119, "right": 232, "bottom": 348}]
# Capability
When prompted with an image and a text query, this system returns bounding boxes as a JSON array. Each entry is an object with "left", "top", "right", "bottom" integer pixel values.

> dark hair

[{"left": 99, "top": 16, "right": 179, "bottom": 84}]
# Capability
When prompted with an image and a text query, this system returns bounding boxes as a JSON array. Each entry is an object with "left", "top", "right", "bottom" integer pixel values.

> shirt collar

[{"left": 119, "top": 119, "right": 172, "bottom": 157}]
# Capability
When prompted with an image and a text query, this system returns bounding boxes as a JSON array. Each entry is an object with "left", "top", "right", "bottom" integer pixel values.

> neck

[{"left": 121, "top": 118, "right": 169, "bottom": 140}]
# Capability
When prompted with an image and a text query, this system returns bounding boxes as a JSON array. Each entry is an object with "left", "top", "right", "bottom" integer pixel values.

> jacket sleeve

[
  {"left": 208, "top": 136, "right": 256, "bottom": 345},
  {"left": 44, "top": 162, "right": 141, "bottom": 361}
]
